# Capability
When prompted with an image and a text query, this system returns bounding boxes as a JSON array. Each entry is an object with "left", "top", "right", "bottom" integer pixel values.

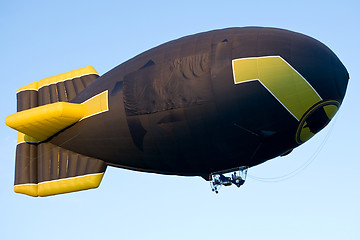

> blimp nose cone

[
  {"left": 230, "top": 27, "right": 349, "bottom": 146},
  {"left": 290, "top": 36, "right": 349, "bottom": 144},
  {"left": 288, "top": 32, "right": 349, "bottom": 103},
  {"left": 332, "top": 59, "right": 349, "bottom": 102}
]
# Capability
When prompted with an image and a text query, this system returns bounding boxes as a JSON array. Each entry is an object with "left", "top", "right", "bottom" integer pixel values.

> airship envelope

[{"left": 5, "top": 27, "right": 349, "bottom": 196}]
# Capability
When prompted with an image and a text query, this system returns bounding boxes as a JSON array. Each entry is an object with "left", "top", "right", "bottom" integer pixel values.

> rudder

[
  {"left": 11, "top": 66, "right": 107, "bottom": 197},
  {"left": 15, "top": 139, "right": 107, "bottom": 197}
]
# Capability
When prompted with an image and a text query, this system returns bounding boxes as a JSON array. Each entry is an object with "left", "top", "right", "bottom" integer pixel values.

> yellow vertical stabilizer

[
  {"left": 13, "top": 141, "right": 107, "bottom": 197},
  {"left": 16, "top": 66, "right": 98, "bottom": 93}
]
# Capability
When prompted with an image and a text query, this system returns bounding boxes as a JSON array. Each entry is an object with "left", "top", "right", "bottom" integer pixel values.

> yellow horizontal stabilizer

[
  {"left": 6, "top": 102, "right": 85, "bottom": 141},
  {"left": 14, "top": 173, "right": 104, "bottom": 197},
  {"left": 6, "top": 91, "right": 108, "bottom": 141}
]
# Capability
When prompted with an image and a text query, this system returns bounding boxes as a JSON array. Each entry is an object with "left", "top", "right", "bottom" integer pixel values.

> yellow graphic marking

[
  {"left": 17, "top": 66, "right": 98, "bottom": 93},
  {"left": 14, "top": 173, "right": 104, "bottom": 197},
  {"left": 80, "top": 90, "right": 109, "bottom": 120},
  {"left": 296, "top": 100, "right": 339, "bottom": 144},
  {"left": 6, "top": 91, "right": 109, "bottom": 142},
  {"left": 232, "top": 56, "right": 322, "bottom": 121},
  {"left": 323, "top": 104, "right": 338, "bottom": 119}
]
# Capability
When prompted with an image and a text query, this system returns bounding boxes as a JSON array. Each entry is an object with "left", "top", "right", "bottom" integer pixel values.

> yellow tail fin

[
  {"left": 7, "top": 66, "right": 108, "bottom": 197},
  {"left": 14, "top": 141, "right": 107, "bottom": 197},
  {"left": 5, "top": 91, "right": 108, "bottom": 141}
]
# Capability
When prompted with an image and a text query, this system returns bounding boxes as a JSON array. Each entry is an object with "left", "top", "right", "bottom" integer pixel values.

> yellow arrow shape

[{"left": 232, "top": 56, "right": 322, "bottom": 121}]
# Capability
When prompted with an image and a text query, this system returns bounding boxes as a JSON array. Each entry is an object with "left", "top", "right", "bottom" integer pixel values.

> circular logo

[{"left": 295, "top": 100, "right": 340, "bottom": 144}]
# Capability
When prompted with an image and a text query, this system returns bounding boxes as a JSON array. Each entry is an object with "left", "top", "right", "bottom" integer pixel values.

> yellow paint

[
  {"left": 295, "top": 100, "right": 339, "bottom": 144},
  {"left": 14, "top": 184, "right": 38, "bottom": 197},
  {"left": 24, "top": 134, "right": 39, "bottom": 143},
  {"left": 299, "top": 124, "right": 314, "bottom": 143},
  {"left": 324, "top": 104, "right": 338, "bottom": 119},
  {"left": 14, "top": 173, "right": 104, "bottom": 197},
  {"left": 17, "top": 132, "right": 26, "bottom": 144},
  {"left": 17, "top": 131, "right": 39, "bottom": 144},
  {"left": 6, "top": 91, "right": 108, "bottom": 142},
  {"left": 6, "top": 102, "right": 85, "bottom": 141},
  {"left": 37, "top": 173, "right": 104, "bottom": 197},
  {"left": 81, "top": 90, "right": 109, "bottom": 120},
  {"left": 232, "top": 56, "right": 322, "bottom": 121},
  {"left": 17, "top": 66, "right": 98, "bottom": 93}
]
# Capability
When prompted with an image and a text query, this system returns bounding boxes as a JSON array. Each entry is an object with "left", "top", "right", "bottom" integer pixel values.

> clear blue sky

[{"left": 1, "top": 1, "right": 359, "bottom": 239}]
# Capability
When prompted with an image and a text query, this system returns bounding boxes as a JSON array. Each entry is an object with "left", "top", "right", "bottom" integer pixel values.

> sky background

[{"left": 1, "top": 1, "right": 359, "bottom": 239}]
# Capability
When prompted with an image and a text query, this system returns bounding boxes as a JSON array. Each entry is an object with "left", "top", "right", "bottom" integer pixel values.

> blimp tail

[
  {"left": 13, "top": 139, "right": 107, "bottom": 197},
  {"left": 6, "top": 66, "right": 108, "bottom": 197}
]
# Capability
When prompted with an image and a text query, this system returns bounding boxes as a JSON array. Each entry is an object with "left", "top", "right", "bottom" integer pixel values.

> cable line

[{"left": 248, "top": 115, "right": 338, "bottom": 182}]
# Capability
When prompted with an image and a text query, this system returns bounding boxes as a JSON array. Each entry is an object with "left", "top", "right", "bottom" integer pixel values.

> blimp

[{"left": 5, "top": 27, "right": 349, "bottom": 196}]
